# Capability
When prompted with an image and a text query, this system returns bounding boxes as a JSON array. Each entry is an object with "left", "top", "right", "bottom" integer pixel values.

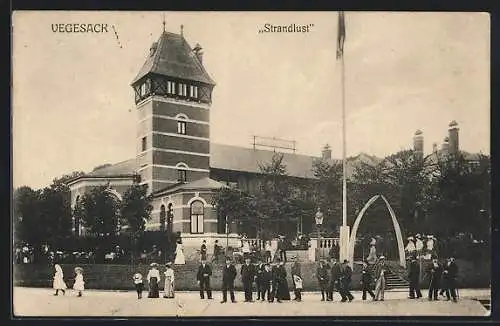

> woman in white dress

[
  {"left": 163, "top": 263, "right": 175, "bottom": 298},
  {"left": 52, "top": 264, "right": 67, "bottom": 296},
  {"left": 174, "top": 240, "right": 185, "bottom": 265},
  {"left": 73, "top": 267, "right": 85, "bottom": 297}
]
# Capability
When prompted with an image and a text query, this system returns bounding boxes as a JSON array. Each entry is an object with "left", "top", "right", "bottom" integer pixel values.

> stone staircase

[{"left": 364, "top": 263, "right": 409, "bottom": 290}]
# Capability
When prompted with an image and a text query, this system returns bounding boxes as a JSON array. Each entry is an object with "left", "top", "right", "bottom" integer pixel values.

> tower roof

[
  {"left": 449, "top": 120, "right": 458, "bottom": 127},
  {"left": 414, "top": 129, "right": 423, "bottom": 136},
  {"left": 131, "top": 31, "right": 215, "bottom": 86}
]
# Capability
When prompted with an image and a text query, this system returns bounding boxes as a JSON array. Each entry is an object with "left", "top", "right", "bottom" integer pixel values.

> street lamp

[{"left": 315, "top": 208, "right": 324, "bottom": 261}]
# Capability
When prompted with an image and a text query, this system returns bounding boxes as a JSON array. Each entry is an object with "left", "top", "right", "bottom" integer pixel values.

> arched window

[
  {"left": 177, "top": 115, "right": 187, "bottom": 135},
  {"left": 160, "top": 205, "right": 166, "bottom": 232},
  {"left": 190, "top": 200, "right": 204, "bottom": 234},
  {"left": 176, "top": 162, "right": 188, "bottom": 182}
]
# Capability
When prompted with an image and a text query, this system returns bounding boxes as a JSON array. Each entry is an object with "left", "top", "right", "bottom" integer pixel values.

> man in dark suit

[
  {"left": 317, "top": 260, "right": 330, "bottom": 301},
  {"left": 442, "top": 257, "right": 458, "bottom": 302},
  {"left": 361, "top": 261, "right": 375, "bottom": 300},
  {"left": 255, "top": 259, "right": 266, "bottom": 301},
  {"left": 200, "top": 240, "right": 207, "bottom": 261},
  {"left": 196, "top": 259, "right": 212, "bottom": 299},
  {"left": 329, "top": 258, "right": 341, "bottom": 301},
  {"left": 427, "top": 257, "right": 443, "bottom": 301},
  {"left": 408, "top": 256, "right": 422, "bottom": 299},
  {"left": 339, "top": 260, "right": 354, "bottom": 302},
  {"left": 261, "top": 263, "right": 273, "bottom": 302},
  {"left": 221, "top": 258, "right": 237, "bottom": 303},
  {"left": 241, "top": 257, "right": 255, "bottom": 302}
]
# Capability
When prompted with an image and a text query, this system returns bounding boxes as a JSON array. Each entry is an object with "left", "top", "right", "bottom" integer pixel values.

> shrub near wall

[{"left": 13, "top": 259, "right": 490, "bottom": 291}]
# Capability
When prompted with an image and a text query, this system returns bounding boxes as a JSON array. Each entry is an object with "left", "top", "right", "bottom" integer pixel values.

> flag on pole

[{"left": 337, "top": 11, "right": 346, "bottom": 60}]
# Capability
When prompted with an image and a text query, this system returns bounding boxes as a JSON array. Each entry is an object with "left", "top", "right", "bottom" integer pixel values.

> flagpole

[{"left": 341, "top": 45, "right": 347, "bottom": 228}]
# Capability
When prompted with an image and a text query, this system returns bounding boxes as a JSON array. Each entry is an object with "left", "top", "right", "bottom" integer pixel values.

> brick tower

[{"left": 131, "top": 26, "right": 215, "bottom": 194}]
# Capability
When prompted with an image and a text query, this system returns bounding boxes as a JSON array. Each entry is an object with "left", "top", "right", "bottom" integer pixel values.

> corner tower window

[
  {"left": 167, "top": 81, "right": 176, "bottom": 95},
  {"left": 190, "top": 200, "right": 204, "bottom": 234},
  {"left": 178, "top": 83, "right": 187, "bottom": 96},
  {"left": 189, "top": 85, "right": 198, "bottom": 99}
]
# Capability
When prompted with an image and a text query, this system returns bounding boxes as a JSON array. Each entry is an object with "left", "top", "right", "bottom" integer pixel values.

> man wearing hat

[
  {"left": 374, "top": 256, "right": 387, "bottom": 301},
  {"left": 426, "top": 257, "right": 443, "bottom": 301},
  {"left": 441, "top": 257, "right": 458, "bottom": 302},
  {"left": 261, "top": 263, "right": 273, "bottom": 302},
  {"left": 317, "top": 260, "right": 330, "bottom": 301},
  {"left": 221, "top": 257, "right": 237, "bottom": 303},
  {"left": 241, "top": 257, "right": 256, "bottom": 302},
  {"left": 361, "top": 261, "right": 375, "bottom": 301},
  {"left": 328, "top": 257, "right": 341, "bottom": 301},
  {"left": 339, "top": 260, "right": 354, "bottom": 302},
  {"left": 196, "top": 259, "right": 213, "bottom": 299},
  {"left": 408, "top": 255, "right": 422, "bottom": 299}
]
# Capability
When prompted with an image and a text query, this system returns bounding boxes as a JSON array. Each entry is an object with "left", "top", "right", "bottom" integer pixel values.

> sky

[{"left": 12, "top": 11, "right": 490, "bottom": 189}]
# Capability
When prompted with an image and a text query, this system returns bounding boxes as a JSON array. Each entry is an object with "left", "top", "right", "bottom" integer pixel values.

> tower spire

[{"left": 162, "top": 13, "right": 166, "bottom": 32}]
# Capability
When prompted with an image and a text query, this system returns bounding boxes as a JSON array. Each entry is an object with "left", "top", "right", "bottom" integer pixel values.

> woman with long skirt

[
  {"left": 163, "top": 263, "right": 175, "bottom": 298},
  {"left": 174, "top": 240, "right": 185, "bottom": 265},
  {"left": 147, "top": 263, "right": 160, "bottom": 298}
]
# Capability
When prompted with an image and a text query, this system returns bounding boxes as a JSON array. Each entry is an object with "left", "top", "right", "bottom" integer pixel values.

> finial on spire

[
  {"left": 162, "top": 13, "right": 166, "bottom": 32},
  {"left": 180, "top": 24, "right": 184, "bottom": 37}
]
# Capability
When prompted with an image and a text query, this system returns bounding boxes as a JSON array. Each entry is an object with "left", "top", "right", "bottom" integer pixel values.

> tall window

[
  {"left": 160, "top": 205, "right": 166, "bottom": 232},
  {"left": 178, "top": 169, "right": 187, "bottom": 182},
  {"left": 190, "top": 200, "right": 204, "bottom": 234},
  {"left": 140, "top": 83, "right": 146, "bottom": 96},
  {"left": 189, "top": 85, "right": 198, "bottom": 98},
  {"left": 178, "top": 83, "right": 187, "bottom": 96},
  {"left": 167, "top": 81, "right": 176, "bottom": 95},
  {"left": 141, "top": 136, "right": 147, "bottom": 152},
  {"left": 177, "top": 120, "right": 186, "bottom": 134}
]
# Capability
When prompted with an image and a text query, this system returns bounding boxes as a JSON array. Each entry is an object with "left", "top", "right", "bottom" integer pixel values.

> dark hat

[{"left": 343, "top": 259, "right": 348, "bottom": 263}]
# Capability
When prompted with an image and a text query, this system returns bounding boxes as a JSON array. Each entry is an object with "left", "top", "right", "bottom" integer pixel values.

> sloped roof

[
  {"left": 131, "top": 31, "right": 215, "bottom": 86},
  {"left": 86, "top": 158, "right": 137, "bottom": 177},
  {"left": 209, "top": 143, "right": 321, "bottom": 179},
  {"left": 155, "top": 177, "right": 227, "bottom": 196}
]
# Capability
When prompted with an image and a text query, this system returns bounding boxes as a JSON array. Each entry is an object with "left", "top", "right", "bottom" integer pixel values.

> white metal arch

[
  {"left": 105, "top": 188, "right": 123, "bottom": 202},
  {"left": 348, "top": 195, "right": 406, "bottom": 267},
  {"left": 175, "top": 113, "right": 189, "bottom": 120}
]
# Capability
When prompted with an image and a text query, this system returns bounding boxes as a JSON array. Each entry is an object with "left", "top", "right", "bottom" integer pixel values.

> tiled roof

[
  {"left": 131, "top": 31, "right": 215, "bottom": 86},
  {"left": 78, "top": 144, "right": 386, "bottom": 183}
]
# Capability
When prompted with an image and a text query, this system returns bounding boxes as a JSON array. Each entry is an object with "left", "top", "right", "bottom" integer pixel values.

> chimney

[
  {"left": 448, "top": 120, "right": 459, "bottom": 155},
  {"left": 149, "top": 42, "right": 158, "bottom": 57},
  {"left": 180, "top": 24, "right": 184, "bottom": 37},
  {"left": 193, "top": 43, "right": 204, "bottom": 64},
  {"left": 442, "top": 137, "right": 450, "bottom": 152},
  {"left": 321, "top": 144, "right": 332, "bottom": 160},
  {"left": 432, "top": 142, "right": 438, "bottom": 153},
  {"left": 413, "top": 129, "right": 424, "bottom": 153}
]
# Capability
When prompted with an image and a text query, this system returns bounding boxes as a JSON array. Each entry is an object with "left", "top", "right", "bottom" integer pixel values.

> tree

[
  {"left": 80, "top": 185, "right": 120, "bottom": 236},
  {"left": 312, "top": 159, "right": 343, "bottom": 234},
  {"left": 120, "top": 184, "right": 153, "bottom": 262},
  {"left": 13, "top": 186, "right": 41, "bottom": 244},
  {"left": 120, "top": 184, "right": 153, "bottom": 234}
]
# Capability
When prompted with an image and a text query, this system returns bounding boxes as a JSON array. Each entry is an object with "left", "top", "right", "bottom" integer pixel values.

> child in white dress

[
  {"left": 52, "top": 264, "right": 67, "bottom": 296},
  {"left": 73, "top": 267, "right": 85, "bottom": 297}
]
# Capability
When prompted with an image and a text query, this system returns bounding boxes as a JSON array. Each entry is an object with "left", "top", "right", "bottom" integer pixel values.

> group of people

[
  {"left": 217, "top": 257, "right": 300, "bottom": 303},
  {"left": 133, "top": 262, "right": 176, "bottom": 299},
  {"left": 316, "top": 258, "right": 357, "bottom": 302},
  {"left": 405, "top": 234, "right": 438, "bottom": 260},
  {"left": 52, "top": 264, "right": 85, "bottom": 297}
]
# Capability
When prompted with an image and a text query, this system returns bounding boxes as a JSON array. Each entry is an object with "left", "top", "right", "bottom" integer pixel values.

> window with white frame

[
  {"left": 190, "top": 200, "right": 204, "bottom": 234},
  {"left": 177, "top": 120, "right": 187, "bottom": 134},
  {"left": 178, "top": 83, "right": 188, "bottom": 96},
  {"left": 189, "top": 85, "right": 198, "bottom": 98},
  {"left": 167, "top": 81, "right": 176, "bottom": 95},
  {"left": 140, "top": 83, "right": 147, "bottom": 96}
]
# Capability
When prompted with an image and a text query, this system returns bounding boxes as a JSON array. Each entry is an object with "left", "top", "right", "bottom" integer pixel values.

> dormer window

[
  {"left": 167, "top": 81, "right": 176, "bottom": 95},
  {"left": 190, "top": 85, "right": 198, "bottom": 98},
  {"left": 178, "top": 83, "right": 188, "bottom": 96}
]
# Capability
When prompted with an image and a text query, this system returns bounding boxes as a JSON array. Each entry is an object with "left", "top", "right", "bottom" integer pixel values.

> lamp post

[{"left": 315, "top": 208, "right": 324, "bottom": 261}]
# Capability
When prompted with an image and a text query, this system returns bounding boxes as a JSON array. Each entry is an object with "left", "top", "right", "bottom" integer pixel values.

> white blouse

[
  {"left": 147, "top": 268, "right": 160, "bottom": 281},
  {"left": 164, "top": 269, "right": 175, "bottom": 282}
]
